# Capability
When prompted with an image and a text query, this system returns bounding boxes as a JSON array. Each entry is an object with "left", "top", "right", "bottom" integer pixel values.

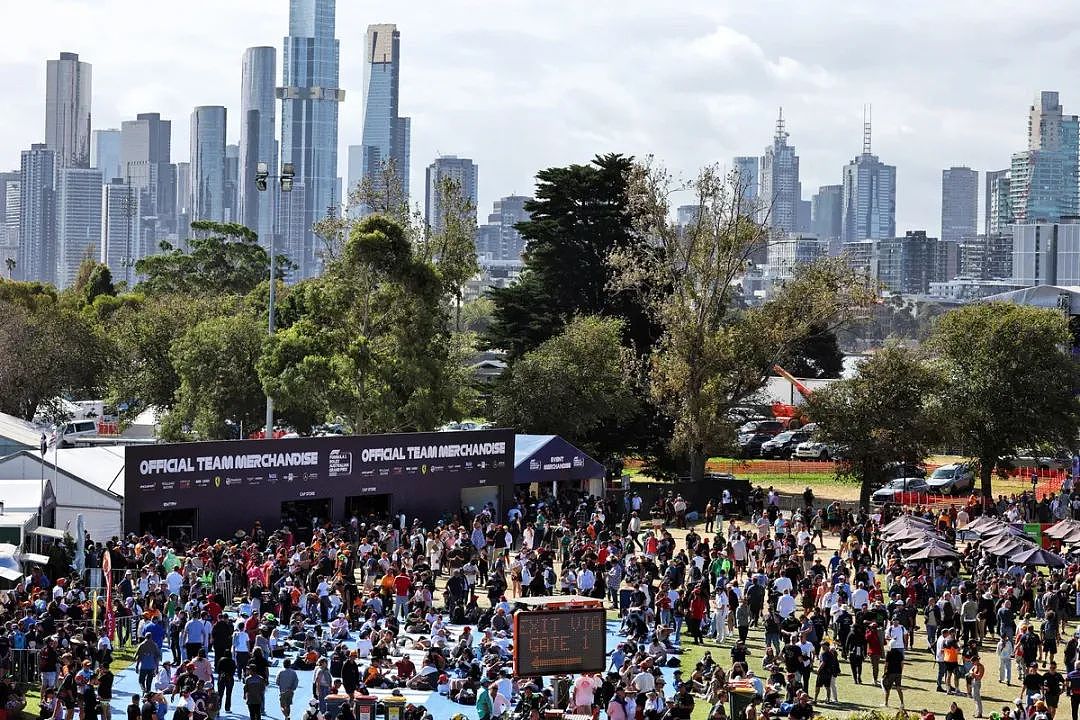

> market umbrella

[
  {"left": 1045, "top": 518, "right": 1080, "bottom": 540},
  {"left": 964, "top": 516, "right": 1003, "bottom": 533},
  {"left": 907, "top": 545, "right": 960, "bottom": 561},
  {"left": 884, "top": 526, "right": 937, "bottom": 543},
  {"left": 980, "top": 535, "right": 1035, "bottom": 556},
  {"left": 980, "top": 523, "right": 1030, "bottom": 539},
  {"left": 0, "top": 544, "right": 21, "bottom": 582},
  {"left": 882, "top": 515, "right": 933, "bottom": 532},
  {"left": 900, "top": 538, "right": 954, "bottom": 553},
  {"left": 1011, "top": 547, "right": 1066, "bottom": 568}
]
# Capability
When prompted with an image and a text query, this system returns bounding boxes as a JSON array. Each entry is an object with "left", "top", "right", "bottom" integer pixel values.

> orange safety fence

[{"left": 889, "top": 472, "right": 1067, "bottom": 508}]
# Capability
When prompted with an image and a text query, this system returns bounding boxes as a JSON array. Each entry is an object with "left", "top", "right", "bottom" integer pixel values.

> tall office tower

[
  {"left": 0, "top": 172, "right": 19, "bottom": 273},
  {"left": 18, "top": 144, "right": 57, "bottom": 283},
  {"left": 840, "top": 110, "right": 896, "bottom": 243},
  {"left": 425, "top": 156, "right": 478, "bottom": 235},
  {"left": 1012, "top": 221, "right": 1080, "bottom": 286},
  {"left": 732, "top": 155, "right": 759, "bottom": 215},
  {"left": 239, "top": 46, "right": 278, "bottom": 246},
  {"left": 278, "top": 0, "right": 344, "bottom": 277},
  {"left": 224, "top": 144, "right": 240, "bottom": 223},
  {"left": 92, "top": 129, "right": 121, "bottom": 181},
  {"left": 983, "top": 168, "right": 1008, "bottom": 236},
  {"left": 56, "top": 168, "right": 103, "bottom": 288},
  {"left": 988, "top": 173, "right": 1012, "bottom": 235},
  {"left": 475, "top": 195, "right": 531, "bottom": 263},
  {"left": 45, "top": 52, "right": 92, "bottom": 169},
  {"left": 348, "top": 24, "right": 411, "bottom": 215},
  {"left": 1009, "top": 92, "right": 1080, "bottom": 224},
  {"left": 101, "top": 179, "right": 141, "bottom": 286},
  {"left": 190, "top": 106, "right": 227, "bottom": 223},
  {"left": 811, "top": 185, "right": 843, "bottom": 255},
  {"left": 676, "top": 205, "right": 700, "bottom": 228},
  {"left": 120, "top": 112, "right": 176, "bottom": 238},
  {"left": 276, "top": 181, "right": 306, "bottom": 281},
  {"left": 940, "top": 166, "right": 978, "bottom": 243},
  {"left": 0, "top": 172, "right": 20, "bottom": 238},
  {"left": 759, "top": 109, "right": 801, "bottom": 235},
  {"left": 3, "top": 180, "right": 20, "bottom": 245},
  {"left": 796, "top": 199, "right": 811, "bottom": 232},
  {"left": 175, "top": 162, "right": 191, "bottom": 237}
]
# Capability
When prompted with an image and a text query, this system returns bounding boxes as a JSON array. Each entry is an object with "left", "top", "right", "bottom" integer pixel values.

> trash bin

[
  {"left": 383, "top": 695, "right": 406, "bottom": 720},
  {"left": 354, "top": 695, "right": 377, "bottom": 720}
]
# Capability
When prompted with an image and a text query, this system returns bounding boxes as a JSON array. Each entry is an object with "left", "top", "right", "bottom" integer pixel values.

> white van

[{"left": 58, "top": 419, "right": 99, "bottom": 446}]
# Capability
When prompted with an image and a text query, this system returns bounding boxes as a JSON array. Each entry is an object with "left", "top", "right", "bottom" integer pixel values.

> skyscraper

[
  {"left": 18, "top": 144, "right": 57, "bottom": 283},
  {"left": 811, "top": 185, "right": 843, "bottom": 256},
  {"left": 120, "top": 112, "right": 176, "bottom": 239},
  {"left": 224, "top": 144, "right": 239, "bottom": 223},
  {"left": 1009, "top": 92, "right": 1079, "bottom": 224},
  {"left": 940, "top": 166, "right": 978, "bottom": 243},
  {"left": 92, "top": 129, "right": 121, "bottom": 181},
  {"left": 101, "top": 179, "right": 141, "bottom": 286},
  {"left": 190, "top": 106, "right": 227, "bottom": 223},
  {"left": 425, "top": 156, "right": 478, "bottom": 235},
  {"left": 56, "top": 167, "right": 103, "bottom": 288},
  {"left": 840, "top": 110, "right": 896, "bottom": 243},
  {"left": 278, "top": 0, "right": 344, "bottom": 277},
  {"left": 759, "top": 109, "right": 801, "bottom": 234},
  {"left": 475, "top": 195, "right": 531, "bottom": 264},
  {"left": 988, "top": 173, "right": 1012, "bottom": 235},
  {"left": 45, "top": 52, "right": 92, "bottom": 169},
  {"left": 983, "top": 168, "right": 1008, "bottom": 236},
  {"left": 239, "top": 46, "right": 278, "bottom": 246},
  {"left": 349, "top": 24, "right": 411, "bottom": 213},
  {"left": 732, "top": 156, "right": 759, "bottom": 215}
]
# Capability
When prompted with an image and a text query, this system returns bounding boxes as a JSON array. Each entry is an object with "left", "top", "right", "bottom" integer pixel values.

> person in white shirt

[
  {"left": 166, "top": 569, "right": 184, "bottom": 597},
  {"left": 851, "top": 583, "right": 870, "bottom": 611},
  {"left": 887, "top": 619, "right": 907, "bottom": 651},
  {"left": 633, "top": 669, "right": 655, "bottom": 693},
  {"left": 776, "top": 589, "right": 797, "bottom": 619},
  {"left": 773, "top": 576, "right": 793, "bottom": 594}
]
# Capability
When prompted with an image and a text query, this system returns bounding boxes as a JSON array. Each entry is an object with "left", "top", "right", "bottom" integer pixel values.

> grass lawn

[{"left": 21, "top": 644, "right": 136, "bottom": 720}]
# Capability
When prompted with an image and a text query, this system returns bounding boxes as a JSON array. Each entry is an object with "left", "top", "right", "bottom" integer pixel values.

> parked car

[
  {"left": 871, "top": 477, "right": 931, "bottom": 504},
  {"left": 738, "top": 432, "right": 773, "bottom": 458},
  {"left": 793, "top": 441, "right": 842, "bottom": 461},
  {"left": 760, "top": 430, "right": 810, "bottom": 459},
  {"left": 883, "top": 461, "right": 927, "bottom": 480},
  {"left": 925, "top": 462, "right": 976, "bottom": 495},
  {"left": 1005, "top": 449, "right": 1073, "bottom": 471},
  {"left": 738, "top": 419, "right": 786, "bottom": 437}
]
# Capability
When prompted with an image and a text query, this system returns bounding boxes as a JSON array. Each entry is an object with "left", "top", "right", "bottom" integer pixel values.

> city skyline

[{"left": 1, "top": 1, "right": 1079, "bottom": 240}]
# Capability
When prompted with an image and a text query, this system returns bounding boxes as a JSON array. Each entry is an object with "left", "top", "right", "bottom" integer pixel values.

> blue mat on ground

[{"left": 106, "top": 620, "right": 680, "bottom": 720}]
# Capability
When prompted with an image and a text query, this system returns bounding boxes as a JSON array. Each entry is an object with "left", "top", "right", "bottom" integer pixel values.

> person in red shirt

[
  {"left": 393, "top": 572, "right": 411, "bottom": 620},
  {"left": 687, "top": 588, "right": 708, "bottom": 645},
  {"left": 866, "top": 622, "right": 884, "bottom": 685}
]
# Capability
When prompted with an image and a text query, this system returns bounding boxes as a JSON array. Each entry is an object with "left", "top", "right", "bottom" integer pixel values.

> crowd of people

[{"left": 2, "top": 481, "right": 1080, "bottom": 720}]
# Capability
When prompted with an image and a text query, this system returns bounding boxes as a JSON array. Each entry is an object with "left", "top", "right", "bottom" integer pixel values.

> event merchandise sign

[
  {"left": 124, "top": 429, "right": 515, "bottom": 536},
  {"left": 513, "top": 608, "right": 607, "bottom": 676}
]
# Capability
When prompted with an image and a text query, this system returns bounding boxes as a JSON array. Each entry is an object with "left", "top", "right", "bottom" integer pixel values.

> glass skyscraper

[
  {"left": 19, "top": 144, "right": 57, "bottom": 284},
  {"left": 425, "top": 155, "right": 477, "bottom": 236},
  {"left": 759, "top": 110, "right": 801, "bottom": 235},
  {"left": 349, "top": 23, "right": 411, "bottom": 214},
  {"left": 278, "top": 0, "right": 344, "bottom": 278},
  {"left": 190, "top": 106, "right": 227, "bottom": 223},
  {"left": 940, "top": 166, "right": 978, "bottom": 244},
  {"left": 840, "top": 118, "right": 896, "bottom": 244},
  {"left": 45, "top": 52, "right": 92, "bottom": 169},
  {"left": 56, "top": 167, "right": 103, "bottom": 288},
  {"left": 1009, "top": 92, "right": 1079, "bottom": 225},
  {"left": 239, "top": 46, "right": 278, "bottom": 249}
]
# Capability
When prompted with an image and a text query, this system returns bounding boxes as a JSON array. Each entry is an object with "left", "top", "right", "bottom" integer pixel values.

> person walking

[
  {"left": 970, "top": 655, "right": 985, "bottom": 718},
  {"left": 243, "top": 667, "right": 267, "bottom": 720},
  {"left": 216, "top": 653, "right": 236, "bottom": 713},
  {"left": 134, "top": 634, "right": 161, "bottom": 695},
  {"left": 998, "top": 635, "right": 1015, "bottom": 686},
  {"left": 883, "top": 645, "right": 906, "bottom": 709},
  {"left": 1066, "top": 661, "right": 1080, "bottom": 720},
  {"left": 277, "top": 659, "right": 299, "bottom": 720}
]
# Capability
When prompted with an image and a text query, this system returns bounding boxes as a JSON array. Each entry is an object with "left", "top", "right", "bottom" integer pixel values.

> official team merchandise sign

[
  {"left": 512, "top": 608, "right": 607, "bottom": 676},
  {"left": 124, "top": 429, "right": 515, "bottom": 537}
]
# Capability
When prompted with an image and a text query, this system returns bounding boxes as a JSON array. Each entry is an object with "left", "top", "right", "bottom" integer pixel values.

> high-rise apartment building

[
  {"left": 92, "top": 129, "right": 121, "bottom": 181},
  {"left": 840, "top": 114, "right": 896, "bottom": 243},
  {"left": 732, "top": 156, "right": 759, "bottom": 215},
  {"left": 940, "top": 167, "right": 978, "bottom": 244},
  {"left": 278, "top": 0, "right": 344, "bottom": 277},
  {"left": 190, "top": 106, "right": 227, "bottom": 223},
  {"left": 45, "top": 52, "right": 92, "bottom": 169},
  {"left": 987, "top": 173, "right": 1012, "bottom": 236},
  {"left": 0, "top": 172, "right": 20, "bottom": 239},
  {"left": 349, "top": 24, "right": 411, "bottom": 214},
  {"left": 475, "top": 195, "right": 531, "bottom": 264},
  {"left": 120, "top": 112, "right": 176, "bottom": 240},
  {"left": 56, "top": 168, "right": 103, "bottom": 288},
  {"left": 983, "top": 169, "right": 1008, "bottom": 236},
  {"left": 811, "top": 185, "right": 843, "bottom": 255},
  {"left": 18, "top": 144, "right": 57, "bottom": 283},
  {"left": 239, "top": 46, "right": 278, "bottom": 247},
  {"left": 224, "top": 144, "right": 239, "bottom": 223},
  {"left": 766, "top": 235, "right": 826, "bottom": 284},
  {"left": 101, "top": 179, "right": 141, "bottom": 286},
  {"left": 759, "top": 109, "right": 801, "bottom": 235},
  {"left": 1009, "top": 92, "right": 1079, "bottom": 225},
  {"left": 175, "top": 162, "right": 190, "bottom": 237},
  {"left": 425, "top": 156, "right": 478, "bottom": 236}
]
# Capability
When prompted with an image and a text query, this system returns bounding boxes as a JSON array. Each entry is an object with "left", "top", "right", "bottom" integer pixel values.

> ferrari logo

[{"left": 214, "top": 476, "right": 221, "bottom": 488}]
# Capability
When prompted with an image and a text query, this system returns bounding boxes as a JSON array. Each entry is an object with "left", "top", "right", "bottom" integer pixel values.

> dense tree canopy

[
  {"left": 928, "top": 303, "right": 1080, "bottom": 498},
  {"left": 808, "top": 344, "right": 942, "bottom": 508}
]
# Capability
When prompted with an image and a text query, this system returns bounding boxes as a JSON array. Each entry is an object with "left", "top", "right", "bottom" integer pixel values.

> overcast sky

[{"left": 2, "top": 0, "right": 1078, "bottom": 236}]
